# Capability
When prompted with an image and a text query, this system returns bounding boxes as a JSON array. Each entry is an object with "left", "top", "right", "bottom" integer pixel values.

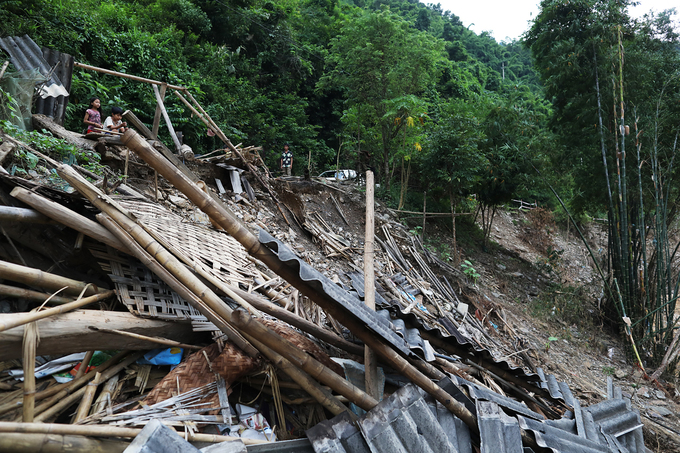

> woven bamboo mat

[
  {"left": 91, "top": 244, "right": 199, "bottom": 320},
  {"left": 118, "top": 199, "right": 256, "bottom": 287}
]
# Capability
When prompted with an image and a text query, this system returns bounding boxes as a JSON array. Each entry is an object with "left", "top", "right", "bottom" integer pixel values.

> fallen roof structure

[{"left": 0, "top": 41, "right": 663, "bottom": 450}]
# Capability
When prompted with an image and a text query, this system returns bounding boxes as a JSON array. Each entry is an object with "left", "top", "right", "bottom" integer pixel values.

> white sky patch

[{"left": 428, "top": 0, "right": 679, "bottom": 42}]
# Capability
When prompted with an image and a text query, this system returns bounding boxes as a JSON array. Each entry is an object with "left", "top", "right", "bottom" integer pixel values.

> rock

[
  {"left": 614, "top": 369, "right": 626, "bottom": 379},
  {"left": 168, "top": 194, "right": 189, "bottom": 208},
  {"left": 654, "top": 389, "right": 666, "bottom": 399},
  {"left": 649, "top": 406, "right": 673, "bottom": 417},
  {"left": 496, "top": 263, "right": 507, "bottom": 270},
  {"left": 636, "top": 386, "right": 650, "bottom": 398},
  {"left": 528, "top": 286, "right": 539, "bottom": 296},
  {"left": 509, "top": 272, "right": 524, "bottom": 278}
]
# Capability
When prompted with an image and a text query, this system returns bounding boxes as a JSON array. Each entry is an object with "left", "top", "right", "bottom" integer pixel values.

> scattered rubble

[{"left": 0, "top": 43, "right": 678, "bottom": 451}]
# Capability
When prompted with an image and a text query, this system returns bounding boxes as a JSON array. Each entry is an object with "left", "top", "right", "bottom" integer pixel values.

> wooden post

[
  {"left": 364, "top": 170, "right": 380, "bottom": 400},
  {"left": 422, "top": 190, "right": 427, "bottom": 240},
  {"left": 153, "top": 84, "right": 182, "bottom": 153},
  {"left": 450, "top": 191, "right": 459, "bottom": 265},
  {"left": 151, "top": 82, "right": 167, "bottom": 139}
]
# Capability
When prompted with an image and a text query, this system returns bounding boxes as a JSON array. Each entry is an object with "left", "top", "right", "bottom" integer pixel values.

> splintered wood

[{"left": 304, "top": 211, "right": 353, "bottom": 259}]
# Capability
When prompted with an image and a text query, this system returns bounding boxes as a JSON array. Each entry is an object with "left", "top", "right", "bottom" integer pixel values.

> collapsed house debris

[{"left": 0, "top": 39, "right": 669, "bottom": 453}]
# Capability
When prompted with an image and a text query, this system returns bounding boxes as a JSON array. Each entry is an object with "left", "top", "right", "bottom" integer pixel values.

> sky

[{"left": 431, "top": 0, "right": 680, "bottom": 42}]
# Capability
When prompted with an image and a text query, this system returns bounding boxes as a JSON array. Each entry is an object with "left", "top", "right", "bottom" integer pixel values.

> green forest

[{"left": 2, "top": 0, "right": 680, "bottom": 368}]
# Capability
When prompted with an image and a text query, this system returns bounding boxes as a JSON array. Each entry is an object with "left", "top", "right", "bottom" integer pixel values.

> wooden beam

[
  {"left": 74, "top": 62, "right": 185, "bottom": 90},
  {"left": 0, "top": 291, "right": 115, "bottom": 334},
  {"left": 0, "top": 310, "right": 195, "bottom": 360},
  {"left": 152, "top": 84, "right": 181, "bottom": 153},
  {"left": 363, "top": 170, "right": 379, "bottom": 400},
  {"left": 151, "top": 82, "right": 167, "bottom": 139}
]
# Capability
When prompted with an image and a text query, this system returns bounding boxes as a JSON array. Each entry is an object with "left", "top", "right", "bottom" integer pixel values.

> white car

[{"left": 318, "top": 169, "right": 357, "bottom": 181}]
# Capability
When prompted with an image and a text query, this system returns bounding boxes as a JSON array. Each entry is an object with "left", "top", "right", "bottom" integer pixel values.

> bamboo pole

[
  {"left": 74, "top": 62, "right": 185, "bottom": 90},
  {"left": 0, "top": 290, "right": 115, "bottom": 333},
  {"left": 120, "top": 129, "right": 480, "bottom": 432},
  {"left": 22, "top": 319, "right": 38, "bottom": 422},
  {"left": 74, "top": 350, "right": 94, "bottom": 381},
  {"left": 34, "top": 352, "right": 143, "bottom": 422},
  {"left": 0, "top": 61, "right": 9, "bottom": 79},
  {"left": 88, "top": 326, "right": 202, "bottom": 350},
  {"left": 153, "top": 84, "right": 181, "bottom": 152},
  {"left": 363, "top": 169, "right": 379, "bottom": 400},
  {"left": 172, "top": 91, "right": 291, "bottom": 225},
  {"left": 73, "top": 372, "right": 100, "bottom": 423},
  {"left": 98, "top": 212, "right": 353, "bottom": 416},
  {"left": 0, "top": 205, "right": 54, "bottom": 224},
  {"left": 152, "top": 83, "right": 168, "bottom": 138},
  {"left": 0, "top": 284, "right": 73, "bottom": 305},
  {"left": 0, "top": 432, "right": 128, "bottom": 453},
  {"left": 0, "top": 260, "right": 104, "bottom": 298},
  {"left": 90, "top": 374, "right": 118, "bottom": 416},
  {"left": 0, "top": 421, "right": 264, "bottom": 445},
  {"left": 230, "top": 310, "right": 378, "bottom": 411},
  {"left": 0, "top": 351, "right": 131, "bottom": 417},
  {"left": 231, "top": 287, "right": 364, "bottom": 356}
]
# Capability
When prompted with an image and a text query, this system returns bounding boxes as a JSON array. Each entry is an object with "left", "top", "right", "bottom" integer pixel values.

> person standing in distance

[{"left": 281, "top": 143, "right": 293, "bottom": 176}]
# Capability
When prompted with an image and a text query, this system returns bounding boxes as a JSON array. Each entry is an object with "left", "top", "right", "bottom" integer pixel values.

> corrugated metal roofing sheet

[
  {"left": 0, "top": 35, "right": 73, "bottom": 123},
  {"left": 259, "top": 230, "right": 414, "bottom": 358},
  {"left": 306, "top": 379, "right": 645, "bottom": 453},
  {"left": 345, "top": 270, "right": 577, "bottom": 409}
]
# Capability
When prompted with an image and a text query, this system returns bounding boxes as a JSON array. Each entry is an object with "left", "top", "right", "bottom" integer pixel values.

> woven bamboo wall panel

[
  {"left": 91, "top": 245, "right": 195, "bottom": 320},
  {"left": 118, "top": 199, "right": 256, "bottom": 287}
]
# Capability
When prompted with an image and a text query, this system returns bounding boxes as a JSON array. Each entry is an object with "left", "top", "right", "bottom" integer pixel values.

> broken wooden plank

[{"left": 0, "top": 310, "right": 195, "bottom": 361}]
